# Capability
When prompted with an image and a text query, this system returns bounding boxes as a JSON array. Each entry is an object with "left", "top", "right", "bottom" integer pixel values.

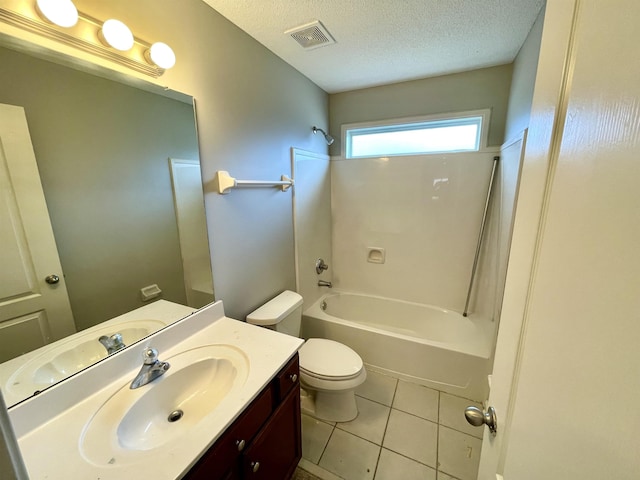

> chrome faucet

[
  {"left": 99, "top": 333, "right": 126, "bottom": 354},
  {"left": 315, "top": 258, "right": 329, "bottom": 274},
  {"left": 318, "top": 280, "right": 332, "bottom": 288},
  {"left": 130, "top": 347, "right": 170, "bottom": 389}
]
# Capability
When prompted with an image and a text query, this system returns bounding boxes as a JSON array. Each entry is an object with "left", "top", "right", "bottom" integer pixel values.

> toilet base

[{"left": 300, "top": 387, "right": 359, "bottom": 423}]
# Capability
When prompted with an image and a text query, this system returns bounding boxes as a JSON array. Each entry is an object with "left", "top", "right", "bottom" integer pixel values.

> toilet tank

[{"left": 246, "top": 290, "right": 303, "bottom": 337}]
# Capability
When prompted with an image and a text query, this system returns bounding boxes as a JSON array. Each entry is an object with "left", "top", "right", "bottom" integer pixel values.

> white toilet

[{"left": 246, "top": 290, "right": 366, "bottom": 422}]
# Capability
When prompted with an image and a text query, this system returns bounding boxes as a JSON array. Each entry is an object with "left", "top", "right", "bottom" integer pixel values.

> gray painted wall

[
  {"left": 0, "top": 1, "right": 329, "bottom": 474},
  {"left": 328, "top": 64, "right": 513, "bottom": 154},
  {"left": 68, "top": 0, "right": 331, "bottom": 320},
  {"left": 504, "top": 5, "right": 546, "bottom": 142},
  {"left": 0, "top": 46, "right": 197, "bottom": 331}
]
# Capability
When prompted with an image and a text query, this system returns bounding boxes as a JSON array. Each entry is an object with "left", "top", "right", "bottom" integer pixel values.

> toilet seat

[{"left": 299, "top": 338, "right": 363, "bottom": 380}]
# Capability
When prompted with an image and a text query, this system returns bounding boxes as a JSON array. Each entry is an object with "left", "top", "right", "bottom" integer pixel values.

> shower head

[{"left": 312, "top": 126, "right": 335, "bottom": 145}]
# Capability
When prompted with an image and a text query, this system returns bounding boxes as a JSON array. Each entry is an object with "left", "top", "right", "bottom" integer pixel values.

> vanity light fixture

[
  {"left": 99, "top": 19, "right": 134, "bottom": 52},
  {"left": 0, "top": 2, "right": 176, "bottom": 77},
  {"left": 35, "top": 0, "right": 78, "bottom": 28},
  {"left": 146, "top": 42, "right": 176, "bottom": 69}
]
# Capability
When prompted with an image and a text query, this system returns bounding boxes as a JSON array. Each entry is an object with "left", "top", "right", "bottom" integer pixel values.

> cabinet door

[
  {"left": 185, "top": 386, "right": 274, "bottom": 480},
  {"left": 242, "top": 386, "right": 301, "bottom": 480}
]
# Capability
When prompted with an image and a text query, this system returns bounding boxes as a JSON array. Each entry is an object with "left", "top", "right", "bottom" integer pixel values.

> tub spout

[{"left": 318, "top": 280, "right": 332, "bottom": 288}]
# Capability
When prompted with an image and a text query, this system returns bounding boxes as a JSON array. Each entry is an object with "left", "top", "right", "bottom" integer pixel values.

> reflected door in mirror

[{"left": 0, "top": 104, "right": 76, "bottom": 362}]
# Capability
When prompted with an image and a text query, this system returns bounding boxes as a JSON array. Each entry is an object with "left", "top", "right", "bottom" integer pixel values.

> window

[{"left": 343, "top": 110, "right": 489, "bottom": 159}]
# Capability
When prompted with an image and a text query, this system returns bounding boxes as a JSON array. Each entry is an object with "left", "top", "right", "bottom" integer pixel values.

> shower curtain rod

[{"left": 463, "top": 155, "right": 500, "bottom": 317}]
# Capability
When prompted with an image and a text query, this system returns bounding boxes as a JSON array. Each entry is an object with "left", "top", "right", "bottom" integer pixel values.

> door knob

[
  {"left": 465, "top": 405, "right": 497, "bottom": 435},
  {"left": 45, "top": 274, "right": 60, "bottom": 284}
]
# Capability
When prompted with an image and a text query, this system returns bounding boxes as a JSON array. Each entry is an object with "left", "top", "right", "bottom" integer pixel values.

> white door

[
  {"left": 478, "top": 1, "right": 640, "bottom": 478},
  {"left": 0, "top": 104, "right": 75, "bottom": 362}
]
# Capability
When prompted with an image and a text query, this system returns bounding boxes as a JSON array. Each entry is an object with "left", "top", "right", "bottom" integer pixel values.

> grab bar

[
  {"left": 214, "top": 170, "right": 294, "bottom": 194},
  {"left": 463, "top": 156, "right": 499, "bottom": 317}
]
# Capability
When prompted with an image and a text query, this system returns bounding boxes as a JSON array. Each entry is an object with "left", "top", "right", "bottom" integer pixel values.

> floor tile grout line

[
  {"left": 381, "top": 444, "right": 439, "bottom": 472},
  {"left": 389, "top": 407, "right": 439, "bottom": 426},
  {"left": 316, "top": 428, "right": 381, "bottom": 480},
  {"left": 354, "top": 392, "right": 393, "bottom": 407},
  {"left": 316, "top": 423, "right": 337, "bottom": 467},
  {"left": 436, "top": 391, "right": 441, "bottom": 476},
  {"left": 390, "top": 377, "right": 399, "bottom": 406},
  {"left": 374, "top": 401, "right": 481, "bottom": 439},
  {"left": 332, "top": 397, "right": 393, "bottom": 447},
  {"left": 390, "top": 404, "right": 439, "bottom": 424},
  {"left": 330, "top": 427, "right": 386, "bottom": 449},
  {"left": 371, "top": 443, "right": 383, "bottom": 480},
  {"left": 438, "top": 469, "right": 464, "bottom": 480},
  {"left": 371, "top": 377, "right": 398, "bottom": 480},
  {"left": 438, "top": 423, "right": 484, "bottom": 440}
]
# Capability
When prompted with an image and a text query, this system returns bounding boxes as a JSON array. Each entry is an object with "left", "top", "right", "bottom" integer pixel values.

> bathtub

[{"left": 301, "top": 292, "right": 493, "bottom": 400}]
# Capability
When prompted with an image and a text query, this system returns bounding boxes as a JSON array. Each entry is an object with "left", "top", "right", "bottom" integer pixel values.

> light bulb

[
  {"left": 146, "top": 42, "right": 176, "bottom": 69},
  {"left": 36, "top": 0, "right": 78, "bottom": 28},
  {"left": 99, "top": 19, "right": 134, "bottom": 51}
]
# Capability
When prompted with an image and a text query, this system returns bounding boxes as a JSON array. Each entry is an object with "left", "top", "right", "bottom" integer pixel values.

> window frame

[{"left": 341, "top": 109, "right": 491, "bottom": 159}]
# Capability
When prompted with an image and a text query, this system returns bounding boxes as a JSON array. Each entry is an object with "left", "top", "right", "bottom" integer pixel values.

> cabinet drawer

[
  {"left": 185, "top": 385, "right": 274, "bottom": 479},
  {"left": 275, "top": 354, "right": 299, "bottom": 402}
]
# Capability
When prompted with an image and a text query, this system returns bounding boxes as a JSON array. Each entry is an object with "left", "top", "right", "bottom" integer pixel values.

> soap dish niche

[{"left": 367, "top": 247, "right": 385, "bottom": 264}]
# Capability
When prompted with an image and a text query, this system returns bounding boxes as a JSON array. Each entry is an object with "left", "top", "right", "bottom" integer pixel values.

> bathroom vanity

[
  {"left": 186, "top": 354, "right": 301, "bottom": 479},
  {"left": 8, "top": 301, "right": 304, "bottom": 479}
]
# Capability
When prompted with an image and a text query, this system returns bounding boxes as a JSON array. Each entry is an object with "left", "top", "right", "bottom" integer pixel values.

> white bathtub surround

[
  {"left": 291, "top": 148, "right": 333, "bottom": 307},
  {"left": 470, "top": 132, "right": 527, "bottom": 323},
  {"left": 302, "top": 292, "right": 492, "bottom": 399},
  {"left": 9, "top": 301, "right": 303, "bottom": 479},
  {"left": 300, "top": 369, "right": 483, "bottom": 480},
  {"left": 331, "top": 151, "right": 499, "bottom": 312}
]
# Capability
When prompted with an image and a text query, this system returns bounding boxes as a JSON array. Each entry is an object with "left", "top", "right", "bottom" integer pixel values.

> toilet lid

[{"left": 299, "top": 338, "right": 363, "bottom": 379}]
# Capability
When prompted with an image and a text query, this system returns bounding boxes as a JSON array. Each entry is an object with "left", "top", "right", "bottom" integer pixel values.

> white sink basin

[
  {"left": 7, "top": 319, "right": 165, "bottom": 396},
  {"left": 32, "top": 325, "right": 162, "bottom": 385},
  {"left": 80, "top": 344, "right": 249, "bottom": 466}
]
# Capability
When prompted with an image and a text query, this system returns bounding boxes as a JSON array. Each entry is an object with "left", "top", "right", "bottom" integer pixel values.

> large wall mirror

[{"left": 0, "top": 38, "right": 214, "bottom": 407}]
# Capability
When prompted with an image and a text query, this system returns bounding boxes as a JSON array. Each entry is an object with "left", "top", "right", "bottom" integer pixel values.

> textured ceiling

[{"left": 201, "top": 0, "right": 545, "bottom": 93}]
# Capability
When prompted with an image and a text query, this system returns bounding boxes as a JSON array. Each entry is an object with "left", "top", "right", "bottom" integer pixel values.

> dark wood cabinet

[{"left": 184, "top": 354, "right": 301, "bottom": 480}]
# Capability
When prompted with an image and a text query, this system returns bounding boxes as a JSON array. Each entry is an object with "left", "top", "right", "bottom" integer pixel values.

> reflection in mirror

[{"left": 0, "top": 43, "right": 214, "bottom": 407}]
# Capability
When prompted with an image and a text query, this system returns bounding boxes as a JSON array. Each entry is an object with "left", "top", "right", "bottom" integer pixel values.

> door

[
  {"left": 478, "top": 1, "right": 640, "bottom": 478},
  {"left": 0, "top": 104, "right": 75, "bottom": 362}
]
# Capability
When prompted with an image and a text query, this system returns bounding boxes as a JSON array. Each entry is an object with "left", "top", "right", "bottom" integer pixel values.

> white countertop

[{"left": 9, "top": 300, "right": 303, "bottom": 479}]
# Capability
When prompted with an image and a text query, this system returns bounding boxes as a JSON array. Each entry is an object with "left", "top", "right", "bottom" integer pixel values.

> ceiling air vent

[{"left": 285, "top": 20, "right": 336, "bottom": 50}]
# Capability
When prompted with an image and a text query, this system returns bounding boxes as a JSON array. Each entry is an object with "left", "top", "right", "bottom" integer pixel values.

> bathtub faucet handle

[{"left": 315, "top": 258, "right": 329, "bottom": 275}]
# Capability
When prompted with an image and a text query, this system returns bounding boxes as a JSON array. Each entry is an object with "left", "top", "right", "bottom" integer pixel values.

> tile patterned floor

[
  {"left": 299, "top": 370, "right": 483, "bottom": 480},
  {"left": 294, "top": 466, "right": 324, "bottom": 480}
]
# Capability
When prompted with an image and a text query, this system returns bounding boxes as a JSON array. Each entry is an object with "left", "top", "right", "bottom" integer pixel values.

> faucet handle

[
  {"left": 315, "top": 258, "right": 329, "bottom": 274},
  {"left": 142, "top": 347, "right": 159, "bottom": 364}
]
